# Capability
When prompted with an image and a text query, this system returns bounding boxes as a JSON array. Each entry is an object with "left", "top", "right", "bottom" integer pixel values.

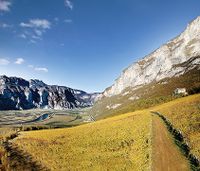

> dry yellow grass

[
  {"left": 152, "top": 94, "right": 200, "bottom": 159},
  {"left": 11, "top": 94, "right": 200, "bottom": 170},
  {"left": 0, "top": 128, "right": 17, "bottom": 141},
  {"left": 0, "top": 128, "right": 18, "bottom": 170},
  {"left": 14, "top": 111, "right": 152, "bottom": 171}
]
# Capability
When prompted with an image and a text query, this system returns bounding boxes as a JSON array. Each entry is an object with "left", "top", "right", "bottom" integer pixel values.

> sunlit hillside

[
  {"left": 0, "top": 128, "right": 17, "bottom": 171},
  {"left": 9, "top": 94, "right": 199, "bottom": 170},
  {"left": 14, "top": 111, "right": 152, "bottom": 171},
  {"left": 153, "top": 94, "right": 200, "bottom": 160},
  {"left": 11, "top": 94, "right": 200, "bottom": 170}
]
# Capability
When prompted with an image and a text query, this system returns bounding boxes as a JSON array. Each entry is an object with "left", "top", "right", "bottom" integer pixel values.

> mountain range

[
  {"left": 0, "top": 75, "right": 101, "bottom": 110},
  {"left": 1, "top": 17, "right": 200, "bottom": 112}
]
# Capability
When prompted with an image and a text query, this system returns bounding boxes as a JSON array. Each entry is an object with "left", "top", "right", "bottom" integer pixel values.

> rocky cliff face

[
  {"left": 0, "top": 75, "right": 101, "bottom": 110},
  {"left": 104, "top": 16, "right": 200, "bottom": 97}
]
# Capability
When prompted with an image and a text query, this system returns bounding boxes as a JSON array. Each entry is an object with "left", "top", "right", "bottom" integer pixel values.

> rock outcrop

[
  {"left": 104, "top": 16, "right": 200, "bottom": 97},
  {"left": 0, "top": 75, "right": 101, "bottom": 110}
]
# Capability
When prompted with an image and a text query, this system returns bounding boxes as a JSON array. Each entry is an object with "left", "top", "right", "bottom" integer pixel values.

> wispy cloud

[
  {"left": 64, "top": 0, "right": 73, "bottom": 10},
  {"left": 0, "top": 58, "right": 48, "bottom": 74},
  {"left": 19, "top": 19, "right": 51, "bottom": 43},
  {"left": 15, "top": 58, "right": 25, "bottom": 64},
  {"left": 19, "top": 34, "right": 27, "bottom": 39},
  {"left": 0, "top": 0, "right": 11, "bottom": 12},
  {"left": 54, "top": 17, "right": 59, "bottom": 22},
  {"left": 28, "top": 65, "right": 48, "bottom": 72},
  {"left": 0, "top": 22, "right": 12, "bottom": 28},
  {"left": 28, "top": 65, "right": 34, "bottom": 68},
  {"left": 20, "top": 19, "right": 51, "bottom": 29},
  {"left": 34, "top": 67, "right": 48, "bottom": 73},
  {"left": 0, "top": 58, "right": 9, "bottom": 65},
  {"left": 31, "top": 34, "right": 41, "bottom": 40},
  {"left": 34, "top": 29, "right": 43, "bottom": 36},
  {"left": 29, "top": 39, "right": 37, "bottom": 44},
  {"left": 64, "top": 19, "right": 72, "bottom": 23}
]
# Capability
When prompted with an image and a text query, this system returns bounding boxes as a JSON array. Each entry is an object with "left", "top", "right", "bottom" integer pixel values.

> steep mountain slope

[
  {"left": 0, "top": 75, "right": 101, "bottom": 110},
  {"left": 104, "top": 17, "right": 200, "bottom": 97},
  {"left": 91, "top": 17, "right": 200, "bottom": 118}
]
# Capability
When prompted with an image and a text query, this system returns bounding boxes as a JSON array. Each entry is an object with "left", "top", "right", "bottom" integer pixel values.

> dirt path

[{"left": 152, "top": 114, "right": 190, "bottom": 171}]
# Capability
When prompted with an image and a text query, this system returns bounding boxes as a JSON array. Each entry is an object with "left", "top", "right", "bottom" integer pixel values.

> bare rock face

[
  {"left": 0, "top": 75, "right": 101, "bottom": 110},
  {"left": 104, "top": 16, "right": 200, "bottom": 97}
]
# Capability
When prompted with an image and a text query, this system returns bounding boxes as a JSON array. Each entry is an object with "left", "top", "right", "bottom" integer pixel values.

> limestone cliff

[{"left": 104, "top": 17, "right": 200, "bottom": 97}]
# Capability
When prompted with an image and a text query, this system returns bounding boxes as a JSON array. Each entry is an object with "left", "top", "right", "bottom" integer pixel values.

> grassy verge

[
  {"left": 0, "top": 128, "right": 18, "bottom": 171},
  {"left": 152, "top": 94, "right": 200, "bottom": 170},
  {"left": 152, "top": 112, "right": 199, "bottom": 170}
]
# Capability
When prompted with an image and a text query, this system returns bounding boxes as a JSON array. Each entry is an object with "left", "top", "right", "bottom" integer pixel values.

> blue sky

[{"left": 0, "top": 0, "right": 200, "bottom": 92}]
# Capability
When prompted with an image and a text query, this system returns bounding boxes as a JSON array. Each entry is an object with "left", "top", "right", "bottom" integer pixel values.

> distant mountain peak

[
  {"left": 29, "top": 79, "right": 47, "bottom": 88},
  {"left": 0, "top": 75, "right": 101, "bottom": 110},
  {"left": 187, "top": 16, "right": 200, "bottom": 29}
]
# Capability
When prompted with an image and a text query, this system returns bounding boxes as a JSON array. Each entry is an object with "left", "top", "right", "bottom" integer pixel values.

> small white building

[{"left": 173, "top": 88, "right": 188, "bottom": 96}]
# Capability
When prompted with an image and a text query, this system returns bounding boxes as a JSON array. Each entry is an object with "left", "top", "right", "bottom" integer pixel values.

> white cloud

[
  {"left": 65, "top": 0, "right": 73, "bottom": 10},
  {"left": 31, "top": 34, "right": 41, "bottom": 40},
  {"left": 34, "top": 29, "right": 43, "bottom": 36},
  {"left": 29, "top": 39, "right": 37, "bottom": 44},
  {"left": 20, "top": 19, "right": 51, "bottom": 29},
  {"left": 0, "top": 22, "right": 12, "bottom": 28},
  {"left": 30, "top": 19, "right": 51, "bottom": 29},
  {"left": 19, "top": 19, "right": 51, "bottom": 43},
  {"left": 20, "top": 22, "right": 31, "bottom": 27},
  {"left": 0, "top": 0, "right": 11, "bottom": 12},
  {"left": 0, "top": 58, "right": 9, "bottom": 65},
  {"left": 19, "top": 34, "right": 27, "bottom": 39},
  {"left": 34, "top": 67, "right": 48, "bottom": 72},
  {"left": 64, "top": 19, "right": 72, "bottom": 23},
  {"left": 28, "top": 65, "right": 48, "bottom": 73},
  {"left": 54, "top": 17, "right": 59, "bottom": 22},
  {"left": 15, "top": 58, "right": 25, "bottom": 64},
  {"left": 28, "top": 65, "right": 34, "bottom": 68}
]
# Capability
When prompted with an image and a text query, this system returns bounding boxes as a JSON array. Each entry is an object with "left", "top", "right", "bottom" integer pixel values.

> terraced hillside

[{"left": 7, "top": 94, "right": 198, "bottom": 171}]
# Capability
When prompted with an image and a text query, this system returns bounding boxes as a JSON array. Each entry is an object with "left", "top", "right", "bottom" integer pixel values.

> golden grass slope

[
  {"left": 0, "top": 128, "right": 18, "bottom": 170},
  {"left": 152, "top": 94, "right": 200, "bottom": 160},
  {"left": 14, "top": 111, "right": 152, "bottom": 171},
  {"left": 11, "top": 94, "right": 200, "bottom": 170}
]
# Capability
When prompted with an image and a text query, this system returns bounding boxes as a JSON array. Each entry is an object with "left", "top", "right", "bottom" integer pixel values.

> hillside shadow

[{"left": 3, "top": 134, "right": 50, "bottom": 171}]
